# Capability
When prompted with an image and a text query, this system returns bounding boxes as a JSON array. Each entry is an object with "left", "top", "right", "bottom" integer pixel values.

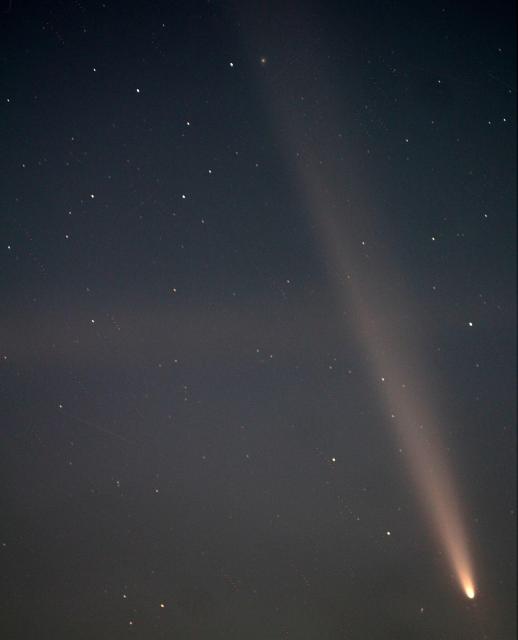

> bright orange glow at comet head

[
  {"left": 463, "top": 579, "right": 476, "bottom": 599},
  {"left": 465, "top": 585, "right": 475, "bottom": 599}
]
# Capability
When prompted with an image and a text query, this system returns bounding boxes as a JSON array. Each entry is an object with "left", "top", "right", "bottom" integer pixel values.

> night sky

[{"left": 1, "top": 1, "right": 516, "bottom": 638}]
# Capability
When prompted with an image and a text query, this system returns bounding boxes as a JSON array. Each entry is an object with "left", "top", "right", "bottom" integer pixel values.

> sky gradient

[{"left": 1, "top": 1, "right": 516, "bottom": 638}]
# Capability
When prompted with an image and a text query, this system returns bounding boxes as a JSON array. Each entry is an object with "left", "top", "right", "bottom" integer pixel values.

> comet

[
  {"left": 318, "top": 212, "right": 478, "bottom": 601},
  {"left": 244, "top": 5, "right": 478, "bottom": 600},
  {"left": 347, "top": 286, "right": 478, "bottom": 602},
  {"left": 261, "top": 92, "right": 476, "bottom": 601}
]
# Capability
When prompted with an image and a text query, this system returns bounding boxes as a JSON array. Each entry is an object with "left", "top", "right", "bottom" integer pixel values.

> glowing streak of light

[
  {"left": 306, "top": 174, "right": 477, "bottom": 600},
  {"left": 266, "top": 104, "right": 476, "bottom": 599},
  {"left": 244, "top": 8, "right": 477, "bottom": 597},
  {"left": 316, "top": 187, "right": 476, "bottom": 598}
]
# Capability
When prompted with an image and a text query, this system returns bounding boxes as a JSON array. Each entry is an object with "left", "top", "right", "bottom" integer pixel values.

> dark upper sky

[{"left": 1, "top": 1, "right": 516, "bottom": 638}]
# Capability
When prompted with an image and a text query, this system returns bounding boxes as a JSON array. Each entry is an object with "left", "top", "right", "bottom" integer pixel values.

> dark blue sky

[{"left": 1, "top": 1, "right": 515, "bottom": 638}]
